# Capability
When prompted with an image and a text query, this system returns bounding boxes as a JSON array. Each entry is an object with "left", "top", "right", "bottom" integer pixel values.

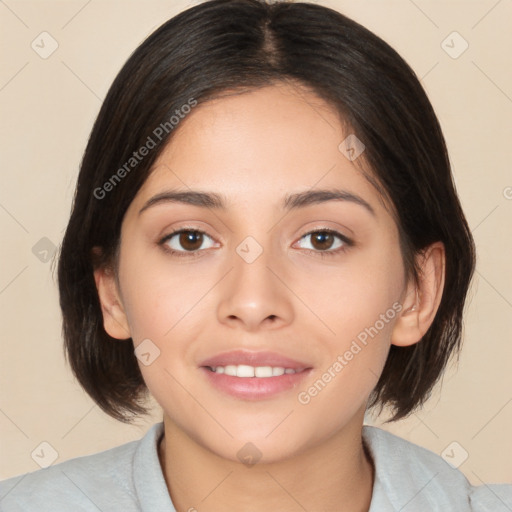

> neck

[{"left": 158, "top": 412, "right": 375, "bottom": 512}]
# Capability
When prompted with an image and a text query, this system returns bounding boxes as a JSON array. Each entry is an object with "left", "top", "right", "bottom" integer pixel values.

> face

[{"left": 112, "top": 82, "right": 410, "bottom": 463}]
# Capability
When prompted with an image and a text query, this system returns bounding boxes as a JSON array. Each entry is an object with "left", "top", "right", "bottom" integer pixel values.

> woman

[{"left": 1, "top": 1, "right": 510, "bottom": 510}]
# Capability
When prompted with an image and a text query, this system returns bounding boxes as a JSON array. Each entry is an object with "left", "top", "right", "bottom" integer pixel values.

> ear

[
  {"left": 93, "top": 260, "right": 131, "bottom": 340},
  {"left": 391, "top": 241, "right": 446, "bottom": 347}
]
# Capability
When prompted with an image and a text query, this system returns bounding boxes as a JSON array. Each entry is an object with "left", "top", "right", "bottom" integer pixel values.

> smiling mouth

[
  {"left": 205, "top": 364, "right": 308, "bottom": 377},
  {"left": 200, "top": 364, "right": 313, "bottom": 400}
]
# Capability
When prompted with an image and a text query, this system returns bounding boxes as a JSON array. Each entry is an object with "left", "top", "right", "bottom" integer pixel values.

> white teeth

[
  {"left": 236, "top": 364, "right": 255, "bottom": 378},
  {"left": 209, "top": 364, "right": 301, "bottom": 378},
  {"left": 255, "top": 366, "right": 272, "bottom": 377},
  {"left": 272, "top": 367, "right": 285, "bottom": 376}
]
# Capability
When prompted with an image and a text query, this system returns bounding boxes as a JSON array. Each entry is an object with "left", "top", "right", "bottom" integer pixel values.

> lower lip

[{"left": 200, "top": 367, "right": 312, "bottom": 400}]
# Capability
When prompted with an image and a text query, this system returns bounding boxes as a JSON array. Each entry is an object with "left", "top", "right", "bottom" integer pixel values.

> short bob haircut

[{"left": 58, "top": 0, "right": 476, "bottom": 423}]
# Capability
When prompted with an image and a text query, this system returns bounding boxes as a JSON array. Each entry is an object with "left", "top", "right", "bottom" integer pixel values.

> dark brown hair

[{"left": 57, "top": 0, "right": 476, "bottom": 423}]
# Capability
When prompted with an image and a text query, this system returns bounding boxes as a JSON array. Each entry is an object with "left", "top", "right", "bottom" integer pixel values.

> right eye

[{"left": 159, "top": 229, "right": 217, "bottom": 257}]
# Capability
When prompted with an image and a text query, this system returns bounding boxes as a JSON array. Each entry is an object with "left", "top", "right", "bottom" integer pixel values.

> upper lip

[{"left": 199, "top": 350, "right": 312, "bottom": 370}]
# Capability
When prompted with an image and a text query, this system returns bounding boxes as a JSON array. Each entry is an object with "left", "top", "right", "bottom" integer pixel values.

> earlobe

[
  {"left": 93, "top": 265, "right": 131, "bottom": 340},
  {"left": 391, "top": 242, "right": 446, "bottom": 347}
]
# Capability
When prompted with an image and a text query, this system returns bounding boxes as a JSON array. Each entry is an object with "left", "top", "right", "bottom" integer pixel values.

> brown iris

[
  {"left": 179, "top": 231, "right": 204, "bottom": 251},
  {"left": 309, "top": 231, "right": 335, "bottom": 251}
]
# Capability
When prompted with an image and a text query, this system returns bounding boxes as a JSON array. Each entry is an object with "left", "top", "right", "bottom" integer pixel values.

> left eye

[{"left": 296, "top": 229, "right": 351, "bottom": 253}]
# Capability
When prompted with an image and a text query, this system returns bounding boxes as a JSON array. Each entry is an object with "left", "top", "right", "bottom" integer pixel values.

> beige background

[{"left": 1, "top": 0, "right": 511, "bottom": 486}]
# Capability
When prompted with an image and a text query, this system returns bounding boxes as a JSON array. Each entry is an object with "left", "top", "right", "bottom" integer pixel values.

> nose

[{"left": 216, "top": 242, "right": 294, "bottom": 332}]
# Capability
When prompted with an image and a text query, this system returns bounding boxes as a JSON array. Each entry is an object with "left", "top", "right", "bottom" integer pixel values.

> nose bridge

[{"left": 216, "top": 233, "right": 294, "bottom": 330}]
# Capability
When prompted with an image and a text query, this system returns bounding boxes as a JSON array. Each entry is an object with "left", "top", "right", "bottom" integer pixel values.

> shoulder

[
  {"left": 363, "top": 425, "right": 512, "bottom": 512},
  {"left": 0, "top": 423, "right": 165, "bottom": 512},
  {"left": 0, "top": 440, "right": 139, "bottom": 512}
]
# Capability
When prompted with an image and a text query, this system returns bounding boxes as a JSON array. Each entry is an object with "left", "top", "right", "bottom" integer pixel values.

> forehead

[{"left": 130, "top": 83, "right": 386, "bottom": 216}]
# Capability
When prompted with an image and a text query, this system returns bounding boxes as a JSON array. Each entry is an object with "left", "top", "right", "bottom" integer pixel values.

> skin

[{"left": 95, "top": 81, "right": 445, "bottom": 512}]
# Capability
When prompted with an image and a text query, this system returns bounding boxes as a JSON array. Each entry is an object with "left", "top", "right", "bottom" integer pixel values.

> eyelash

[{"left": 158, "top": 227, "right": 354, "bottom": 259}]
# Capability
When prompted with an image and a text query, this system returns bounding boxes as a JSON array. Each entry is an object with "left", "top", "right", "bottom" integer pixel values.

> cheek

[
  {"left": 117, "top": 254, "right": 207, "bottom": 420},
  {"left": 300, "top": 246, "right": 404, "bottom": 346},
  {"left": 118, "top": 247, "right": 211, "bottom": 341}
]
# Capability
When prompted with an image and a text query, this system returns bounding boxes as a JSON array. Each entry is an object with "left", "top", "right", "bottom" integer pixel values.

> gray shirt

[{"left": 1, "top": 422, "right": 511, "bottom": 511}]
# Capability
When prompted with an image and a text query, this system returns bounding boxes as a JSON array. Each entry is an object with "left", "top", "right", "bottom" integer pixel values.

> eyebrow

[{"left": 138, "top": 188, "right": 376, "bottom": 216}]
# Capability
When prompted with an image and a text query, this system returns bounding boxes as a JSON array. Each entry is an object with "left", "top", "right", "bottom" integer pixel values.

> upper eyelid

[
  {"left": 160, "top": 227, "right": 216, "bottom": 242},
  {"left": 301, "top": 227, "right": 351, "bottom": 240}
]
